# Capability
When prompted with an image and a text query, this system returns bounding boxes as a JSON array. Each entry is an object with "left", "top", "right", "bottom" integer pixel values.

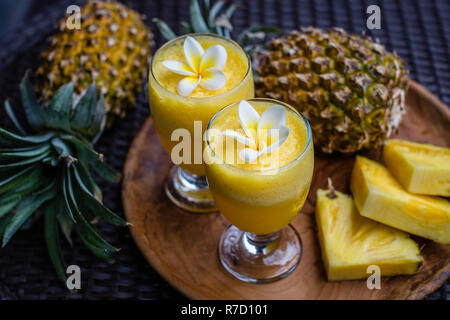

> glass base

[
  {"left": 165, "top": 166, "right": 217, "bottom": 213},
  {"left": 218, "top": 225, "right": 302, "bottom": 283}
]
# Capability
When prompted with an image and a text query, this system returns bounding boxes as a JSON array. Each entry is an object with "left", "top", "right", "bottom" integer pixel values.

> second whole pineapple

[
  {"left": 36, "top": 0, "right": 153, "bottom": 127},
  {"left": 254, "top": 27, "right": 408, "bottom": 154}
]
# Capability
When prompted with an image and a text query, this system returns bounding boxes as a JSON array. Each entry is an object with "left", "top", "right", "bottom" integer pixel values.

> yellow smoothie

[
  {"left": 204, "top": 100, "right": 314, "bottom": 234},
  {"left": 149, "top": 34, "right": 254, "bottom": 176}
]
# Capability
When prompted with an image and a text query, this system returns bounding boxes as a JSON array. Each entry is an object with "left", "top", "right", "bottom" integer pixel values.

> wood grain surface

[{"left": 122, "top": 80, "right": 450, "bottom": 300}]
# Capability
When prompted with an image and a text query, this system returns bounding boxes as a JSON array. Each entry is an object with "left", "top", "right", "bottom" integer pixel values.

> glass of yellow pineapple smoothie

[
  {"left": 204, "top": 98, "right": 314, "bottom": 283},
  {"left": 149, "top": 34, "right": 254, "bottom": 213}
]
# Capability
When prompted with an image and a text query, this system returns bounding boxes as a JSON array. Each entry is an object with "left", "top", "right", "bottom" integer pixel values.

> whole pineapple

[
  {"left": 36, "top": 0, "right": 152, "bottom": 126},
  {"left": 254, "top": 27, "right": 408, "bottom": 153}
]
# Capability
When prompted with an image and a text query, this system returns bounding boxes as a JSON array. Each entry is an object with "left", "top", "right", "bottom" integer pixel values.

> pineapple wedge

[
  {"left": 382, "top": 139, "right": 450, "bottom": 197},
  {"left": 316, "top": 188, "right": 421, "bottom": 281},
  {"left": 351, "top": 156, "right": 450, "bottom": 244}
]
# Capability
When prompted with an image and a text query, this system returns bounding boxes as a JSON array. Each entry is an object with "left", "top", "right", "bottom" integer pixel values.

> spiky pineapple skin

[
  {"left": 36, "top": 0, "right": 152, "bottom": 126},
  {"left": 254, "top": 27, "right": 408, "bottom": 153}
]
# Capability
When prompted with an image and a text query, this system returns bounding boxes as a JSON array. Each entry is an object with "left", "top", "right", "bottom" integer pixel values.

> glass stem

[
  {"left": 178, "top": 167, "right": 209, "bottom": 188},
  {"left": 243, "top": 231, "right": 281, "bottom": 255}
]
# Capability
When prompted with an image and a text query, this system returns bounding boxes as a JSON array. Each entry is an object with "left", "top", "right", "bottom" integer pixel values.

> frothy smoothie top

[
  {"left": 152, "top": 35, "right": 249, "bottom": 98},
  {"left": 207, "top": 101, "right": 309, "bottom": 171}
]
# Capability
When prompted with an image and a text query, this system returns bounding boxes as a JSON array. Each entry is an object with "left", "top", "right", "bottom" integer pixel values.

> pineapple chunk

[
  {"left": 383, "top": 139, "right": 450, "bottom": 196},
  {"left": 351, "top": 156, "right": 450, "bottom": 244},
  {"left": 316, "top": 188, "right": 421, "bottom": 281}
]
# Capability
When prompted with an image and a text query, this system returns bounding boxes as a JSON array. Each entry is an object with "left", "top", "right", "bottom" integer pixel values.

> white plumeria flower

[
  {"left": 221, "top": 100, "right": 290, "bottom": 162},
  {"left": 162, "top": 36, "right": 228, "bottom": 96}
]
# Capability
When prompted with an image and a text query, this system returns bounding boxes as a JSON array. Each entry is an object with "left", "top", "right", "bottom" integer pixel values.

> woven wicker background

[{"left": 0, "top": 0, "right": 448, "bottom": 300}]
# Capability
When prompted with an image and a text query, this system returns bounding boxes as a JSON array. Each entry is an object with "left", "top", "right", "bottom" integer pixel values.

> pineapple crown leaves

[
  {"left": 0, "top": 73, "right": 127, "bottom": 287},
  {"left": 6, "top": 71, "right": 105, "bottom": 142},
  {"left": 152, "top": 0, "right": 282, "bottom": 52}
]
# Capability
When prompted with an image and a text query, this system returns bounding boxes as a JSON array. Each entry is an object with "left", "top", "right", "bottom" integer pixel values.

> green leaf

[
  {"left": 0, "top": 195, "right": 21, "bottom": 219},
  {"left": 76, "top": 231, "right": 115, "bottom": 263},
  {"left": 70, "top": 82, "right": 97, "bottom": 134},
  {"left": 203, "top": 0, "right": 210, "bottom": 10},
  {"left": 0, "top": 128, "right": 55, "bottom": 146},
  {"left": 0, "top": 149, "right": 50, "bottom": 170},
  {"left": 72, "top": 166, "right": 126, "bottom": 226},
  {"left": 215, "top": 14, "right": 233, "bottom": 31},
  {"left": 190, "top": 0, "right": 211, "bottom": 33},
  {"left": 224, "top": 26, "right": 231, "bottom": 38},
  {"left": 215, "top": 25, "right": 224, "bottom": 36},
  {"left": 62, "top": 172, "right": 76, "bottom": 222},
  {"left": 90, "top": 158, "right": 121, "bottom": 183},
  {"left": 42, "top": 155, "right": 60, "bottom": 167},
  {"left": 44, "top": 201, "right": 68, "bottom": 284},
  {"left": 237, "top": 25, "right": 283, "bottom": 45},
  {"left": 0, "top": 215, "right": 12, "bottom": 238},
  {"left": 4, "top": 100, "right": 27, "bottom": 135},
  {"left": 20, "top": 214, "right": 35, "bottom": 230},
  {"left": 76, "top": 162, "right": 102, "bottom": 200},
  {"left": 62, "top": 135, "right": 121, "bottom": 183},
  {"left": 224, "top": 3, "right": 238, "bottom": 19},
  {"left": 73, "top": 229, "right": 116, "bottom": 263},
  {"left": 87, "top": 93, "right": 105, "bottom": 140},
  {"left": 58, "top": 208, "right": 73, "bottom": 247},
  {"left": 152, "top": 18, "right": 177, "bottom": 40},
  {"left": 51, "top": 137, "right": 73, "bottom": 158},
  {"left": 20, "top": 72, "right": 45, "bottom": 131},
  {"left": 0, "top": 165, "right": 38, "bottom": 193},
  {"left": 0, "top": 193, "right": 21, "bottom": 204},
  {"left": 60, "top": 134, "right": 93, "bottom": 158},
  {"left": 208, "top": 0, "right": 224, "bottom": 27},
  {"left": 0, "top": 145, "right": 49, "bottom": 153},
  {"left": 14, "top": 171, "right": 50, "bottom": 195},
  {"left": 180, "top": 21, "right": 193, "bottom": 34},
  {"left": 0, "top": 143, "right": 50, "bottom": 161},
  {"left": 2, "top": 183, "right": 56, "bottom": 247},
  {"left": 65, "top": 168, "right": 119, "bottom": 257},
  {"left": 45, "top": 82, "right": 74, "bottom": 132}
]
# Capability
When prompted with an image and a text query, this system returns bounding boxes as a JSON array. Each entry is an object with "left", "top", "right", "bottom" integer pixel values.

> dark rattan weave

[{"left": 0, "top": 0, "right": 448, "bottom": 300}]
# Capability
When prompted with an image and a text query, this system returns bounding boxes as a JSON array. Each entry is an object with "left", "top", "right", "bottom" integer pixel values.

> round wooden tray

[{"left": 122, "top": 80, "right": 450, "bottom": 300}]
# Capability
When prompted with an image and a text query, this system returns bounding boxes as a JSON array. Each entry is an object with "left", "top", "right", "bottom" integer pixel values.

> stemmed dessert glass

[
  {"left": 148, "top": 33, "right": 254, "bottom": 213},
  {"left": 204, "top": 98, "right": 314, "bottom": 283}
]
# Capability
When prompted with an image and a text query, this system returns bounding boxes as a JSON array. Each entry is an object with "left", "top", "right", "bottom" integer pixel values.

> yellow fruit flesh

[
  {"left": 383, "top": 139, "right": 450, "bottom": 196},
  {"left": 204, "top": 101, "right": 314, "bottom": 234},
  {"left": 149, "top": 35, "right": 254, "bottom": 175},
  {"left": 315, "top": 189, "right": 421, "bottom": 281},
  {"left": 351, "top": 156, "right": 450, "bottom": 244}
]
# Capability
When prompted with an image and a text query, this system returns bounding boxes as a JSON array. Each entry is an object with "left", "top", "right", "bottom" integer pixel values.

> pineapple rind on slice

[
  {"left": 316, "top": 189, "right": 421, "bottom": 281},
  {"left": 351, "top": 156, "right": 450, "bottom": 244},
  {"left": 383, "top": 139, "right": 450, "bottom": 197}
]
